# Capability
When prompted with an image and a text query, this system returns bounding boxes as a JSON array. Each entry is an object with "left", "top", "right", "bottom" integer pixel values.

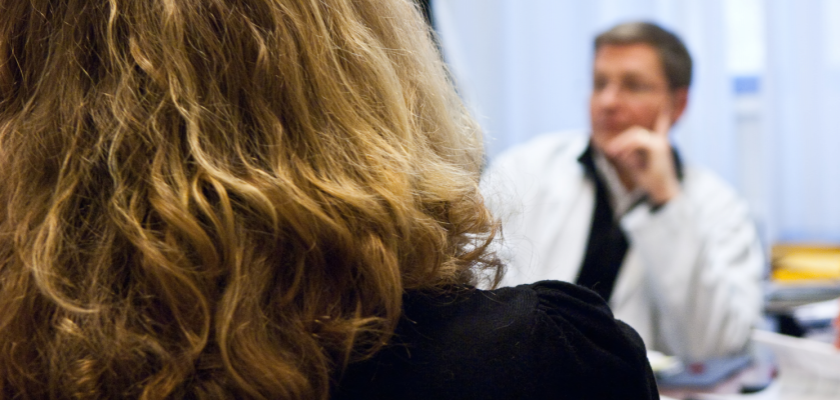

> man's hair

[
  {"left": 595, "top": 22, "right": 692, "bottom": 90},
  {"left": 0, "top": 0, "right": 500, "bottom": 398}
]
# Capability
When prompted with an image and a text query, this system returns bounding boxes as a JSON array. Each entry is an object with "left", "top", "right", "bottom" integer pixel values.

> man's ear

[{"left": 670, "top": 87, "right": 689, "bottom": 124}]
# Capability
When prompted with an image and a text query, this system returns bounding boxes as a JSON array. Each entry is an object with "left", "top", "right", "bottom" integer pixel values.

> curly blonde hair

[{"left": 0, "top": 0, "right": 499, "bottom": 398}]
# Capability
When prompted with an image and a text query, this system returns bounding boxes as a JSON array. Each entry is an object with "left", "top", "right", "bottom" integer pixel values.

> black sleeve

[
  {"left": 528, "top": 280, "right": 660, "bottom": 399},
  {"left": 334, "top": 281, "right": 659, "bottom": 400}
]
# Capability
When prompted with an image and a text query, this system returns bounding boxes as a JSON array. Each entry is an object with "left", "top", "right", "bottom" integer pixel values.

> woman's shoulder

[
  {"left": 398, "top": 280, "right": 620, "bottom": 343},
  {"left": 334, "top": 281, "right": 659, "bottom": 399}
]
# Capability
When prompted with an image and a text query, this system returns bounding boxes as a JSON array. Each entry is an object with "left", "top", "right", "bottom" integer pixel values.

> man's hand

[{"left": 602, "top": 107, "right": 681, "bottom": 205}]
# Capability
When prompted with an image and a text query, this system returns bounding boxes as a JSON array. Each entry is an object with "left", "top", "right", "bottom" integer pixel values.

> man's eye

[
  {"left": 624, "top": 81, "right": 653, "bottom": 92},
  {"left": 593, "top": 79, "right": 607, "bottom": 90}
]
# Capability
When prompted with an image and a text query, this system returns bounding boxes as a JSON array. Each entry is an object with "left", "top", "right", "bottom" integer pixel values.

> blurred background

[{"left": 427, "top": 0, "right": 840, "bottom": 249}]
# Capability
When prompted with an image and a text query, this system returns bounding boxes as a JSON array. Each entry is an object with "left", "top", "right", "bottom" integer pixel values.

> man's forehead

[{"left": 593, "top": 43, "right": 665, "bottom": 78}]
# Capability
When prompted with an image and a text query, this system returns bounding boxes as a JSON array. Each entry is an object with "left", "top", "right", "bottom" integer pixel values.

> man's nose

[
  {"left": 593, "top": 84, "right": 621, "bottom": 110},
  {"left": 599, "top": 84, "right": 622, "bottom": 104}
]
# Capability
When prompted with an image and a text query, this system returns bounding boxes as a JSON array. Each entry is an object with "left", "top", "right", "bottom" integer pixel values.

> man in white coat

[{"left": 482, "top": 22, "right": 763, "bottom": 361}]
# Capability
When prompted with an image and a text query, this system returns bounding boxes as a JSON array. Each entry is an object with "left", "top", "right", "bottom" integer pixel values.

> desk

[
  {"left": 658, "top": 355, "right": 774, "bottom": 399},
  {"left": 659, "top": 330, "right": 840, "bottom": 400}
]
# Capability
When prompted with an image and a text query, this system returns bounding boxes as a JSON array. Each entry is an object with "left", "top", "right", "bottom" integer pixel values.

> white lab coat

[{"left": 481, "top": 131, "right": 763, "bottom": 361}]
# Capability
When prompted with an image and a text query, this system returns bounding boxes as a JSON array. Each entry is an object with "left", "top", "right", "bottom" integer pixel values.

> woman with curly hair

[{"left": 0, "top": 0, "right": 656, "bottom": 398}]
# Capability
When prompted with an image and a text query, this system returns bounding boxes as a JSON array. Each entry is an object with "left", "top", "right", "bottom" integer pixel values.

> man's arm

[
  {"left": 621, "top": 173, "right": 764, "bottom": 360},
  {"left": 602, "top": 107, "right": 680, "bottom": 205}
]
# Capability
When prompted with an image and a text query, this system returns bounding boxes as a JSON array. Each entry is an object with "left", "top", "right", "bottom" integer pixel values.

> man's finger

[
  {"left": 604, "top": 128, "right": 648, "bottom": 156},
  {"left": 654, "top": 104, "right": 672, "bottom": 136}
]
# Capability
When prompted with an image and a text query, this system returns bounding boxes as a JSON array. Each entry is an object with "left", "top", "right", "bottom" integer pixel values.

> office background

[{"left": 431, "top": 0, "right": 840, "bottom": 248}]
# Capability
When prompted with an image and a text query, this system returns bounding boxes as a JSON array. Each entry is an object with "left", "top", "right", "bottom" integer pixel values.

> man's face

[{"left": 589, "top": 43, "right": 686, "bottom": 149}]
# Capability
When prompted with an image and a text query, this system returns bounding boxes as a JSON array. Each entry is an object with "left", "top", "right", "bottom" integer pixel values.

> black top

[{"left": 334, "top": 281, "right": 659, "bottom": 399}]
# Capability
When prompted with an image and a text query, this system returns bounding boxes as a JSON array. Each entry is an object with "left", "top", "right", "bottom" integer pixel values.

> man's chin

[{"left": 590, "top": 129, "right": 624, "bottom": 145}]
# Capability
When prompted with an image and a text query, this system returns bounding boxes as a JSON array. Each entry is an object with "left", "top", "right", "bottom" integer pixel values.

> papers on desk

[
  {"left": 771, "top": 244, "right": 840, "bottom": 281},
  {"left": 793, "top": 297, "right": 840, "bottom": 330},
  {"left": 659, "top": 332, "right": 840, "bottom": 399},
  {"left": 793, "top": 297, "right": 840, "bottom": 322},
  {"left": 752, "top": 330, "right": 840, "bottom": 400},
  {"left": 752, "top": 330, "right": 840, "bottom": 380},
  {"left": 765, "top": 281, "right": 840, "bottom": 312},
  {"left": 765, "top": 245, "right": 840, "bottom": 316}
]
